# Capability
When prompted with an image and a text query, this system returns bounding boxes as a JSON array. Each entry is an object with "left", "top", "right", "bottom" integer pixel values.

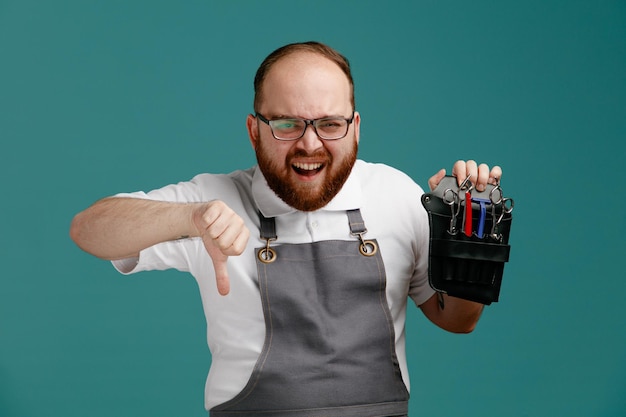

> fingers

[
  {"left": 427, "top": 168, "right": 446, "bottom": 191},
  {"left": 452, "top": 160, "right": 476, "bottom": 188},
  {"left": 489, "top": 165, "right": 503, "bottom": 185},
  {"left": 194, "top": 201, "right": 249, "bottom": 255},
  {"left": 451, "top": 160, "right": 503, "bottom": 192},
  {"left": 193, "top": 200, "right": 250, "bottom": 296},
  {"left": 477, "top": 163, "right": 490, "bottom": 191}
]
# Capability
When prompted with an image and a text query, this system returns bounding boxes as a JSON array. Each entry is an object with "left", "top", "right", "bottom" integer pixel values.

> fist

[{"left": 192, "top": 200, "right": 250, "bottom": 295}]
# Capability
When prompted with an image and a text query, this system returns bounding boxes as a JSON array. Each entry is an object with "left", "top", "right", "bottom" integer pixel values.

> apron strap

[
  {"left": 259, "top": 209, "right": 366, "bottom": 239},
  {"left": 347, "top": 208, "right": 367, "bottom": 235},
  {"left": 259, "top": 212, "right": 277, "bottom": 241}
]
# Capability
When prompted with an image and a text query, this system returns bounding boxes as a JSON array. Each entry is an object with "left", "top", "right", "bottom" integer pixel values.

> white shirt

[{"left": 113, "top": 159, "right": 434, "bottom": 410}]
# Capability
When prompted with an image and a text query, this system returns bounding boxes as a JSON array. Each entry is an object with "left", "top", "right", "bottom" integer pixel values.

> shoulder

[
  {"left": 190, "top": 167, "right": 255, "bottom": 189},
  {"left": 354, "top": 160, "right": 425, "bottom": 196},
  {"left": 354, "top": 160, "right": 428, "bottom": 231},
  {"left": 138, "top": 167, "right": 256, "bottom": 203}
]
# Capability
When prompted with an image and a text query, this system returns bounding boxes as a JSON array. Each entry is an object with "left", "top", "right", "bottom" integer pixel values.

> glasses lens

[
  {"left": 315, "top": 118, "right": 349, "bottom": 140},
  {"left": 270, "top": 119, "right": 306, "bottom": 140},
  {"left": 267, "top": 116, "right": 351, "bottom": 140}
]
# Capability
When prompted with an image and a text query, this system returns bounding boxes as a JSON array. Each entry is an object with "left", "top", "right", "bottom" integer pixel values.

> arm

[
  {"left": 69, "top": 196, "right": 249, "bottom": 295},
  {"left": 419, "top": 293, "right": 483, "bottom": 333},
  {"left": 419, "top": 159, "right": 502, "bottom": 333},
  {"left": 70, "top": 197, "right": 199, "bottom": 260}
]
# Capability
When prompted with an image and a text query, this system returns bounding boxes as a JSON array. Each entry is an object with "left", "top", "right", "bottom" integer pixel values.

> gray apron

[{"left": 211, "top": 209, "right": 409, "bottom": 417}]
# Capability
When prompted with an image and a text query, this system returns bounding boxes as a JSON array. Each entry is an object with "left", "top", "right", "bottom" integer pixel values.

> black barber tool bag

[{"left": 421, "top": 176, "right": 513, "bottom": 305}]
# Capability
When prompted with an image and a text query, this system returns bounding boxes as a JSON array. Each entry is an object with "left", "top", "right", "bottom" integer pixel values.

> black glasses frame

[{"left": 255, "top": 112, "right": 355, "bottom": 141}]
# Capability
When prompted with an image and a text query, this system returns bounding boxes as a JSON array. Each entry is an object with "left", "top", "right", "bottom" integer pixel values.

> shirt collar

[{"left": 252, "top": 160, "right": 363, "bottom": 218}]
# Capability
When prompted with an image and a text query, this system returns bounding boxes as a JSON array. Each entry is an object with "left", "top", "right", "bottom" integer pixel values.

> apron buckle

[
  {"left": 352, "top": 231, "right": 378, "bottom": 257},
  {"left": 258, "top": 238, "right": 277, "bottom": 263}
]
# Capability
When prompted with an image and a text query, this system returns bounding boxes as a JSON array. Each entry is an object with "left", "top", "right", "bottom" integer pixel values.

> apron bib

[{"left": 211, "top": 210, "right": 409, "bottom": 417}]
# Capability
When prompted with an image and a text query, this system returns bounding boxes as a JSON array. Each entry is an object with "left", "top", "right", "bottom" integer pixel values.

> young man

[{"left": 71, "top": 41, "right": 502, "bottom": 417}]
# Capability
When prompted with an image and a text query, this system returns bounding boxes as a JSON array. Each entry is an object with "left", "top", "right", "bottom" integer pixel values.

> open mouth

[{"left": 292, "top": 161, "right": 324, "bottom": 177}]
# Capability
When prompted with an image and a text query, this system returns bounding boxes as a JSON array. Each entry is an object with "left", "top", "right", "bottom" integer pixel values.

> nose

[{"left": 295, "top": 123, "right": 324, "bottom": 152}]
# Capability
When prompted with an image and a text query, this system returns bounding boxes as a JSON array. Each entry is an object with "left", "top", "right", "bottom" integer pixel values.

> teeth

[{"left": 293, "top": 162, "right": 322, "bottom": 171}]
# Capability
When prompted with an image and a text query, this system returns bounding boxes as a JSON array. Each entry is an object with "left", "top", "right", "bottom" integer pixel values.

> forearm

[
  {"left": 70, "top": 197, "right": 199, "bottom": 260},
  {"left": 420, "top": 292, "right": 484, "bottom": 334},
  {"left": 439, "top": 294, "right": 484, "bottom": 333}
]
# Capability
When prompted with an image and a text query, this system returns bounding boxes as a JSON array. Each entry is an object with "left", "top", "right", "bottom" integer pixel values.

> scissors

[
  {"left": 489, "top": 190, "right": 514, "bottom": 241},
  {"left": 443, "top": 188, "right": 460, "bottom": 235}
]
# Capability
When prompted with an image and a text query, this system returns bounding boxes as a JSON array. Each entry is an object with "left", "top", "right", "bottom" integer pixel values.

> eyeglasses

[{"left": 256, "top": 112, "right": 355, "bottom": 141}]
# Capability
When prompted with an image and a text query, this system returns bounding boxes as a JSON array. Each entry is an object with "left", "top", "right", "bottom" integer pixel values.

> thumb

[
  {"left": 206, "top": 243, "right": 231, "bottom": 296},
  {"left": 428, "top": 168, "right": 446, "bottom": 191}
]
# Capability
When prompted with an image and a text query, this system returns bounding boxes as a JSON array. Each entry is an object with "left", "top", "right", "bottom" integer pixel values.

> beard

[{"left": 255, "top": 138, "right": 358, "bottom": 212}]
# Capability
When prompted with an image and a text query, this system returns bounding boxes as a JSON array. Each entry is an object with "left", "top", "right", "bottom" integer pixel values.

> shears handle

[
  {"left": 472, "top": 197, "right": 491, "bottom": 238},
  {"left": 464, "top": 191, "right": 472, "bottom": 237}
]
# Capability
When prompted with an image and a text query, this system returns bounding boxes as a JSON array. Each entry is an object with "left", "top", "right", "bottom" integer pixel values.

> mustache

[{"left": 289, "top": 149, "right": 331, "bottom": 160}]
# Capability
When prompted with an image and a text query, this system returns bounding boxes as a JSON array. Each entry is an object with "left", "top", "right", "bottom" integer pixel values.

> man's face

[{"left": 247, "top": 52, "right": 360, "bottom": 212}]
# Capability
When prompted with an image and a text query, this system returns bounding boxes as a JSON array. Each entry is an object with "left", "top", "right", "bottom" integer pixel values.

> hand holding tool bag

[{"left": 421, "top": 175, "right": 514, "bottom": 305}]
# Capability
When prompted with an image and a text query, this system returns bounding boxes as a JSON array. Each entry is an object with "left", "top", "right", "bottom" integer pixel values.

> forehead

[{"left": 259, "top": 52, "right": 352, "bottom": 115}]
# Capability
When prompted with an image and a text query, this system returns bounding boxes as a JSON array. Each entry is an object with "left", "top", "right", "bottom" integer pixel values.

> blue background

[{"left": 1, "top": 1, "right": 625, "bottom": 416}]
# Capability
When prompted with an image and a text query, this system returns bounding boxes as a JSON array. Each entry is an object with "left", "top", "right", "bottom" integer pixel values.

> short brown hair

[{"left": 253, "top": 41, "right": 355, "bottom": 112}]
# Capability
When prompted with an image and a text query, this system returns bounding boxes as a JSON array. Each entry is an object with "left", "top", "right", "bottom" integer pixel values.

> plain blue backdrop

[{"left": 1, "top": 1, "right": 625, "bottom": 416}]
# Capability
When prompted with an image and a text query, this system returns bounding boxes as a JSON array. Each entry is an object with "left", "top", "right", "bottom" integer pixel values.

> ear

[
  {"left": 353, "top": 111, "right": 361, "bottom": 144},
  {"left": 246, "top": 114, "right": 259, "bottom": 150}
]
